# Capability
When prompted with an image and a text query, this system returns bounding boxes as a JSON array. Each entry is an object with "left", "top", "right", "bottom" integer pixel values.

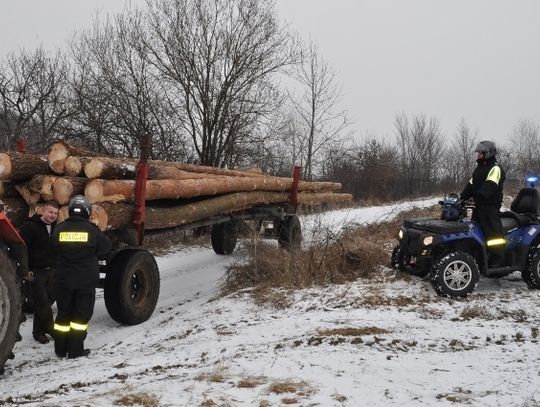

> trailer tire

[
  {"left": 211, "top": 222, "right": 237, "bottom": 255},
  {"left": 0, "top": 251, "right": 21, "bottom": 375},
  {"left": 104, "top": 250, "right": 160, "bottom": 325},
  {"left": 278, "top": 215, "right": 302, "bottom": 251}
]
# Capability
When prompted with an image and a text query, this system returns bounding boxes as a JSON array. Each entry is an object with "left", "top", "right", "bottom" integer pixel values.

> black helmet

[
  {"left": 474, "top": 140, "right": 497, "bottom": 159},
  {"left": 68, "top": 195, "right": 91, "bottom": 218}
]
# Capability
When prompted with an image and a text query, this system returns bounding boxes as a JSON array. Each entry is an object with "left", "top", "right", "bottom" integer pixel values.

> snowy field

[{"left": 1, "top": 198, "right": 540, "bottom": 406}]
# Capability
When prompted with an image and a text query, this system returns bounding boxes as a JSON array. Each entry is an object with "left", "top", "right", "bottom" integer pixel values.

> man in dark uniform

[
  {"left": 460, "top": 140, "right": 506, "bottom": 266},
  {"left": 51, "top": 195, "right": 111, "bottom": 359},
  {"left": 19, "top": 201, "right": 59, "bottom": 344}
]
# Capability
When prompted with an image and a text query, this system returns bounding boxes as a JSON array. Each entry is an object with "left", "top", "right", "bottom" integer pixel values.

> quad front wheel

[
  {"left": 390, "top": 245, "right": 429, "bottom": 277},
  {"left": 431, "top": 251, "right": 479, "bottom": 297}
]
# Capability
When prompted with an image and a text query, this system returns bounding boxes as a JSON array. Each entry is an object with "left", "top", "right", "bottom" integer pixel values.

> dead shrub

[
  {"left": 223, "top": 204, "right": 439, "bottom": 294},
  {"left": 237, "top": 376, "right": 267, "bottom": 388},
  {"left": 113, "top": 393, "right": 159, "bottom": 407}
]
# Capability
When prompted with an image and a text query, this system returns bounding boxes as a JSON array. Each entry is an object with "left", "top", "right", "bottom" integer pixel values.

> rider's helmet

[
  {"left": 474, "top": 140, "right": 497, "bottom": 159},
  {"left": 68, "top": 195, "right": 91, "bottom": 218}
]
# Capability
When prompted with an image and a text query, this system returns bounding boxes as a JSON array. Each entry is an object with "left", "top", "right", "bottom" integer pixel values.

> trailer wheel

[
  {"left": 104, "top": 250, "right": 160, "bottom": 325},
  {"left": 211, "top": 222, "right": 237, "bottom": 255},
  {"left": 278, "top": 215, "right": 302, "bottom": 251},
  {"left": 0, "top": 251, "right": 21, "bottom": 374}
]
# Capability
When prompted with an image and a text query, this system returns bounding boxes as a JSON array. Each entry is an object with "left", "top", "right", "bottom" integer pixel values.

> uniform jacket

[
  {"left": 460, "top": 156, "right": 505, "bottom": 206},
  {"left": 51, "top": 215, "right": 112, "bottom": 290},
  {"left": 19, "top": 214, "right": 56, "bottom": 269}
]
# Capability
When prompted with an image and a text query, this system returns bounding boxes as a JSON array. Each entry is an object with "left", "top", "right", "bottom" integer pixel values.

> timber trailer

[
  {"left": 1, "top": 137, "right": 303, "bottom": 374},
  {"left": 97, "top": 137, "right": 304, "bottom": 325}
]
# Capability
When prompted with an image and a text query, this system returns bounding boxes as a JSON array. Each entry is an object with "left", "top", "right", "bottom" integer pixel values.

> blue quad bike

[{"left": 391, "top": 187, "right": 540, "bottom": 297}]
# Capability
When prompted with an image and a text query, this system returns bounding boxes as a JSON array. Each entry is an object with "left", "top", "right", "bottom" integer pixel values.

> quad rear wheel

[
  {"left": 431, "top": 251, "right": 479, "bottom": 297},
  {"left": 523, "top": 250, "right": 540, "bottom": 289},
  {"left": 0, "top": 251, "right": 21, "bottom": 375},
  {"left": 104, "top": 250, "right": 160, "bottom": 325}
]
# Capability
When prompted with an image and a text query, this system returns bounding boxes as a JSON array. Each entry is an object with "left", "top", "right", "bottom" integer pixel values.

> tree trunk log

[
  {"left": 0, "top": 152, "right": 50, "bottom": 181},
  {"left": 14, "top": 183, "right": 40, "bottom": 205},
  {"left": 28, "top": 175, "right": 59, "bottom": 201},
  {"left": 84, "top": 177, "right": 342, "bottom": 203},
  {"left": 84, "top": 156, "right": 266, "bottom": 179},
  {"left": 64, "top": 156, "right": 93, "bottom": 177},
  {"left": 91, "top": 191, "right": 352, "bottom": 231},
  {"left": 52, "top": 177, "right": 88, "bottom": 205},
  {"left": 48, "top": 141, "right": 99, "bottom": 175}
]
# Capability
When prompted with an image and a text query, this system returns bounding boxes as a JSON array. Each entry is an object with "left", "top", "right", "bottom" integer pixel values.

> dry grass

[
  {"left": 267, "top": 380, "right": 314, "bottom": 397},
  {"left": 318, "top": 327, "right": 390, "bottom": 337},
  {"left": 237, "top": 376, "right": 267, "bottom": 388},
  {"left": 112, "top": 393, "right": 160, "bottom": 407},
  {"left": 223, "top": 205, "right": 439, "bottom": 297}
]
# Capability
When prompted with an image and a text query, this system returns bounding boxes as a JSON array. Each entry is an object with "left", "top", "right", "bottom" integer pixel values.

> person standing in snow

[
  {"left": 460, "top": 140, "right": 506, "bottom": 266},
  {"left": 19, "top": 201, "right": 59, "bottom": 344},
  {"left": 51, "top": 195, "right": 111, "bottom": 358}
]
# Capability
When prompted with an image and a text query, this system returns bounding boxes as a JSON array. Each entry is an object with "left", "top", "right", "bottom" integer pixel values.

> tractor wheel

[
  {"left": 0, "top": 251, "right": 21, "bottom": 375},
  {"left": 523, "top": 250, "right": 540, "bottom": 289},
  {"left": 431, "top": 251, "right": 479, "bottom": 298},
  {"left": 278, "top": 215, "right": 302, "bottom": 251},
  {"left": 211, "top": 222, "right": 238, "bottom": 255},
  {"left": 104, "top": 250, "right": 160, "bottom": 325}
]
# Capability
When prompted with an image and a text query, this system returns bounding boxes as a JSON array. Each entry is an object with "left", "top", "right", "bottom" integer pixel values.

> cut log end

[
  {"left": 0, "top": 153, "right": 12, "bottom": 181},
  {"left": 84, "top": 159, "right": 105, "bottom": 179},
  {"left": 64, "top": 156, "right": 82, "bottom": 177}
]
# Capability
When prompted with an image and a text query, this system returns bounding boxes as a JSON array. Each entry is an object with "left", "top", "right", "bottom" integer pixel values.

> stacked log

[{"left": 1, "top": 141, "right": 353, "bottom": 231}]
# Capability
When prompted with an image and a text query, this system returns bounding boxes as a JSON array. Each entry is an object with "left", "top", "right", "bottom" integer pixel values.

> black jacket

[
  {"left": 51, "top": 215, "right": 112, "bottom": 290},
  {"left": 19, "top": 215, "right": 56, "bottom": 269},
  {"left": 460, "top": 157, "right": 505, "bottom": 206}
]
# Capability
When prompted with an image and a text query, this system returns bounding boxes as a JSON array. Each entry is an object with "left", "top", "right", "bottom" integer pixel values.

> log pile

[{"left": 0, "top": 141, "right": 353, "bottom": 232}]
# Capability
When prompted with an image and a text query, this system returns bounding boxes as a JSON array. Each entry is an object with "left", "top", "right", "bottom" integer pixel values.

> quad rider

[{"left": 460, "top": 140, "right": 506, "bottom": 267}]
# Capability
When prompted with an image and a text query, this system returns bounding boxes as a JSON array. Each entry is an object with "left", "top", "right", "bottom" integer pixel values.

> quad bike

[{"left": 391, "top": 186, "right": 540, "bottom": 297}]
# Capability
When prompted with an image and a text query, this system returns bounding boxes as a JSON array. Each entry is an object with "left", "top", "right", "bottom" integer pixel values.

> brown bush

[{"left": 223, "top": 204, "right": 440, "bottom": 294}]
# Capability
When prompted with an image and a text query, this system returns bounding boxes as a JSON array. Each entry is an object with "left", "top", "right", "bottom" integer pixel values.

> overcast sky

[{"left": 1, "top": 0, "right": 538, "bottom": 145}]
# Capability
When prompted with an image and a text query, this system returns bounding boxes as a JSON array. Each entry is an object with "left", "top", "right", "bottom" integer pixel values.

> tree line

[{"left": 0, "top": 0, "right": 536, "bottom": 202}]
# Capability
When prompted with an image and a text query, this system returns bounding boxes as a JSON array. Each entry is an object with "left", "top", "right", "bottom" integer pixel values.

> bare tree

[
  {"left": 290, "top": 40, "right": 350, "bottom": 180},
  {"left": 508, "top": 118, "right": 540, "bottom": 178},
  {"left": 70, "top": 10, "right": 191, "bottom": 160},
  {"left": 0, "top": 48, "right": 70, "bottom": 152},
  {"left": 395, "top": 113, "right": 444, "bottom": 196},
  {"left": 441, "top": 119, "right": 478, "bottom": 190},
  {"left": 144, "top": 0, "right": 298, "bottom": 167}
]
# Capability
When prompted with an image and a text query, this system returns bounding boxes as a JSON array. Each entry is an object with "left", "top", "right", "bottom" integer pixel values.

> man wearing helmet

[
  {"left": 51, "top": 195, "right": 111, "bottom": 358},
  {"left": 460, "top": 140, "right": 506, "bottom": 266}
]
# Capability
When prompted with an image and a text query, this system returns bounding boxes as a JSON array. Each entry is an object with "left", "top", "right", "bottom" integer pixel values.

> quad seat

[{"left": 500, "top": 187, "right": 540, "bottom": 231}]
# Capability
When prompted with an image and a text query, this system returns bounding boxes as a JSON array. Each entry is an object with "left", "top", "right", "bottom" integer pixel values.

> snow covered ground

[{"left": 1, "top": 197, "right": 540, "bottom": 407}]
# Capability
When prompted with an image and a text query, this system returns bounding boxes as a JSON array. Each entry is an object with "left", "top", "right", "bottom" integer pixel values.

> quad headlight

[
  {"left": 398, "top": 229, "right": 404, "bottom": 239},
  {"left": 422, "top": 235, "right": 434, "bottom": 246}
]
